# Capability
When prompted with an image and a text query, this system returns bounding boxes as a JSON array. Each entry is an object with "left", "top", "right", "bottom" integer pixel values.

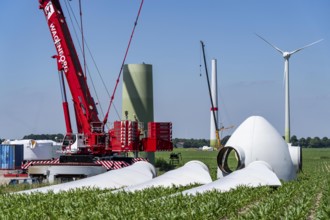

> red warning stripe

[{"left": 21, "top": 158, "right": 148, "bottom": 171}]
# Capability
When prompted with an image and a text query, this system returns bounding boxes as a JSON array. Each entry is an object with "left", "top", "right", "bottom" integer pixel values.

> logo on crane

[
  {"left": 50, "top": 23, "right": 68, "bottom": 73},
  {"left": 45, "top": 2, "right": 55, "bottom": 20}
]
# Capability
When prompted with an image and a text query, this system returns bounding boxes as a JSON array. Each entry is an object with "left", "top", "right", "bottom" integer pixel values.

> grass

[
  {"left": 0, "top": 148, "right": 329, "bottom": 219},
  {"left": 156, "top": 148, "right": 219, "bottom": 179}
]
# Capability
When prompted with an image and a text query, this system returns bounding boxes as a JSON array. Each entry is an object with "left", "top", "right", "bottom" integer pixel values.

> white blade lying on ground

[
  {"left": 16, "top": 161, "right": 156, "bottom": 194},
  {"left": 116, "top": 160, "right": 212, "bottom": 193},
  {"left": 181, "top": 161, "right": 281, "bottom": 196}
]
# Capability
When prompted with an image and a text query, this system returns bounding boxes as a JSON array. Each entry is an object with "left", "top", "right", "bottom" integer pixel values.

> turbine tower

[
  {"left": 210, "top": 59, "right": 219, "bottom": 148},
  {"left": 256, "top": 34, "right": 322, "bottom": 143}
]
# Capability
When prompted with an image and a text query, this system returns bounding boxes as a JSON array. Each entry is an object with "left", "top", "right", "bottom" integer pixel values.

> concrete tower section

[
  {"left": 210, "top": 59, "right": 219, "bottom": 148},
  {"left": 122, "top": 64, "right": 155, "bottom": 164}
]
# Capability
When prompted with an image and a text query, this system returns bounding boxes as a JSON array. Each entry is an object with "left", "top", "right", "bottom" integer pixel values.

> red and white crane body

[{"left": 18, "top": 0, "right": 173, "bottom": 182}]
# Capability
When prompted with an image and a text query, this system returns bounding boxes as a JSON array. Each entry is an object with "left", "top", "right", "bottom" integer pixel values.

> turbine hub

[{"left": 283, "top": 52, "right": 291, "bottom": 59}]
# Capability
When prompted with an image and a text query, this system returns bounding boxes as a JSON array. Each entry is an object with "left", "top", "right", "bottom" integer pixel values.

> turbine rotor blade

[
  {"left": 255, "top": 33, "right": 284, "bottom": 55},
  {"left": 290, "top": 39, "right": 323, "bottom": 55}
]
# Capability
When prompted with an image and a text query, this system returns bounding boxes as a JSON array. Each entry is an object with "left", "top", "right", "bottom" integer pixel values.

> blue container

[{"left": 0, "top": 144, "right": 24, "bottom": 169}]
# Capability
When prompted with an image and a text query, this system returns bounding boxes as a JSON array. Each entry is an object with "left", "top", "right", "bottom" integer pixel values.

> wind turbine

[{"left": 256, "top": 34, "right": 323, "bottom": 143}]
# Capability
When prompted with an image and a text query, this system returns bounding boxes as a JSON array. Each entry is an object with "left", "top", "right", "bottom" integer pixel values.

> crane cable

[
  {"left": 64, "top": 0, "right": 121, "bottom": 122},
  {"left": 103, "top": 0, "right": 145, "bottom": 125},
  {"left": 63, "top": 0, "right": 106, "bottom": 118},
  {"left": 79, "top": 0, "right": 87, "bottom": 78}
]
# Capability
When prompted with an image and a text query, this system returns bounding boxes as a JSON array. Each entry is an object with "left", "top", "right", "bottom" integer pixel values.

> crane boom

[
  {"left": 39, "top": 0, "right": 100, "bottom": 136},
  {"left": 200, "top": 41, "right": 221, "bottom": 149}
]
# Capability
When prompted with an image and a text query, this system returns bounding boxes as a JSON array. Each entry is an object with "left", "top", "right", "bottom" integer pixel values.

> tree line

[
  {"left": 22, "top": 134, "right": 64, "bottom": 142},
  {"left": 0, "top": 134, "right": 63, "bottom": 143},
  {"left": 173, "top": 137, "right": 230, "bottom": 148},
  {"left": 0, "top": 134, "right": 64, "bottom": 143},
  {"left": 173, "top": 135, "right": 330, "bottom": 148},
  {"left": 290, "top": 135, "right": 330, "bottom": 148}
]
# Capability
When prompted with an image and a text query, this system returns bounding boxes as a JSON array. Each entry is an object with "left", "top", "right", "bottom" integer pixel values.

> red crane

[
  {"left": 39, "top": 0, "right": 105, "bottom": 156},
  {"left": 37, "top": 0, "right": 172, "bottom": 162}
]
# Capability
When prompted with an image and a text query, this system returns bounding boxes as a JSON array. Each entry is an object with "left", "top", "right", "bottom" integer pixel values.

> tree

[
  {"left": 310, "top": 137, "right": 322, "bottom": 148},
  {"left": 183, "top": 140, "right": 193, "bottom": 148},
  {"left": 322, "top": 137, "right": 330, "bottom": 148},
  {"left": 306, "top": 137, "right": 312, "bottom": 148},
  {"left": 290, "top": 135, "right": 299, "bottom": 146},
  {"left": 326, "top": 138, "right": 330, "bottom": 148},
  {"left": 299, "top": 137, "right": 307, "bottom": 148},
  {"left": 23, "top": 133, "right": 64, "bottom": 142},
  {"left": 181, "top": 138, "right": 211, "bottom": 148}
]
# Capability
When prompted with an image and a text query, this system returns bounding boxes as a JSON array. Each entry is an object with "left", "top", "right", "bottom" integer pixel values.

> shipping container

[{"left": 0, "top": 144, "right": 24, "bottom": 170}]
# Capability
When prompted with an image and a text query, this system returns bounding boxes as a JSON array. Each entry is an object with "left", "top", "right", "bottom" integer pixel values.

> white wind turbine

[{"left": 256, "top": 34, "right": 323, "bottom": 143}]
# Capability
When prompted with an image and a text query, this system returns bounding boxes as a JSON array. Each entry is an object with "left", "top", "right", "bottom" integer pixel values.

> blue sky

[{"left": 0, "top": 0, "right": 329, "bottom": 140}]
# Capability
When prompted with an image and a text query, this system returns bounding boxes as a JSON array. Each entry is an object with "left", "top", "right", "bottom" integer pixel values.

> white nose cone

[
  {"left": 17, "top": 161, "right": 156, "bottom": 194},
  {"left": 117, "top": 160, "right": 212, "bottom": 193},
  {"left": 217, "top": 116, "right": 296, "bottom": 181}
]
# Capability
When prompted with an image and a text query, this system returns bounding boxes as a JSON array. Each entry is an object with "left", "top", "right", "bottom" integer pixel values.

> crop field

[{"left": 0, "top": 148, "right": 329, "bottom": 219}]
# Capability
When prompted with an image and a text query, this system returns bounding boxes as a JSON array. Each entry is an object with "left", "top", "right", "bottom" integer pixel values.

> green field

[{"left": 0, "top": 148, "right": 329, "bottom": 219}]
